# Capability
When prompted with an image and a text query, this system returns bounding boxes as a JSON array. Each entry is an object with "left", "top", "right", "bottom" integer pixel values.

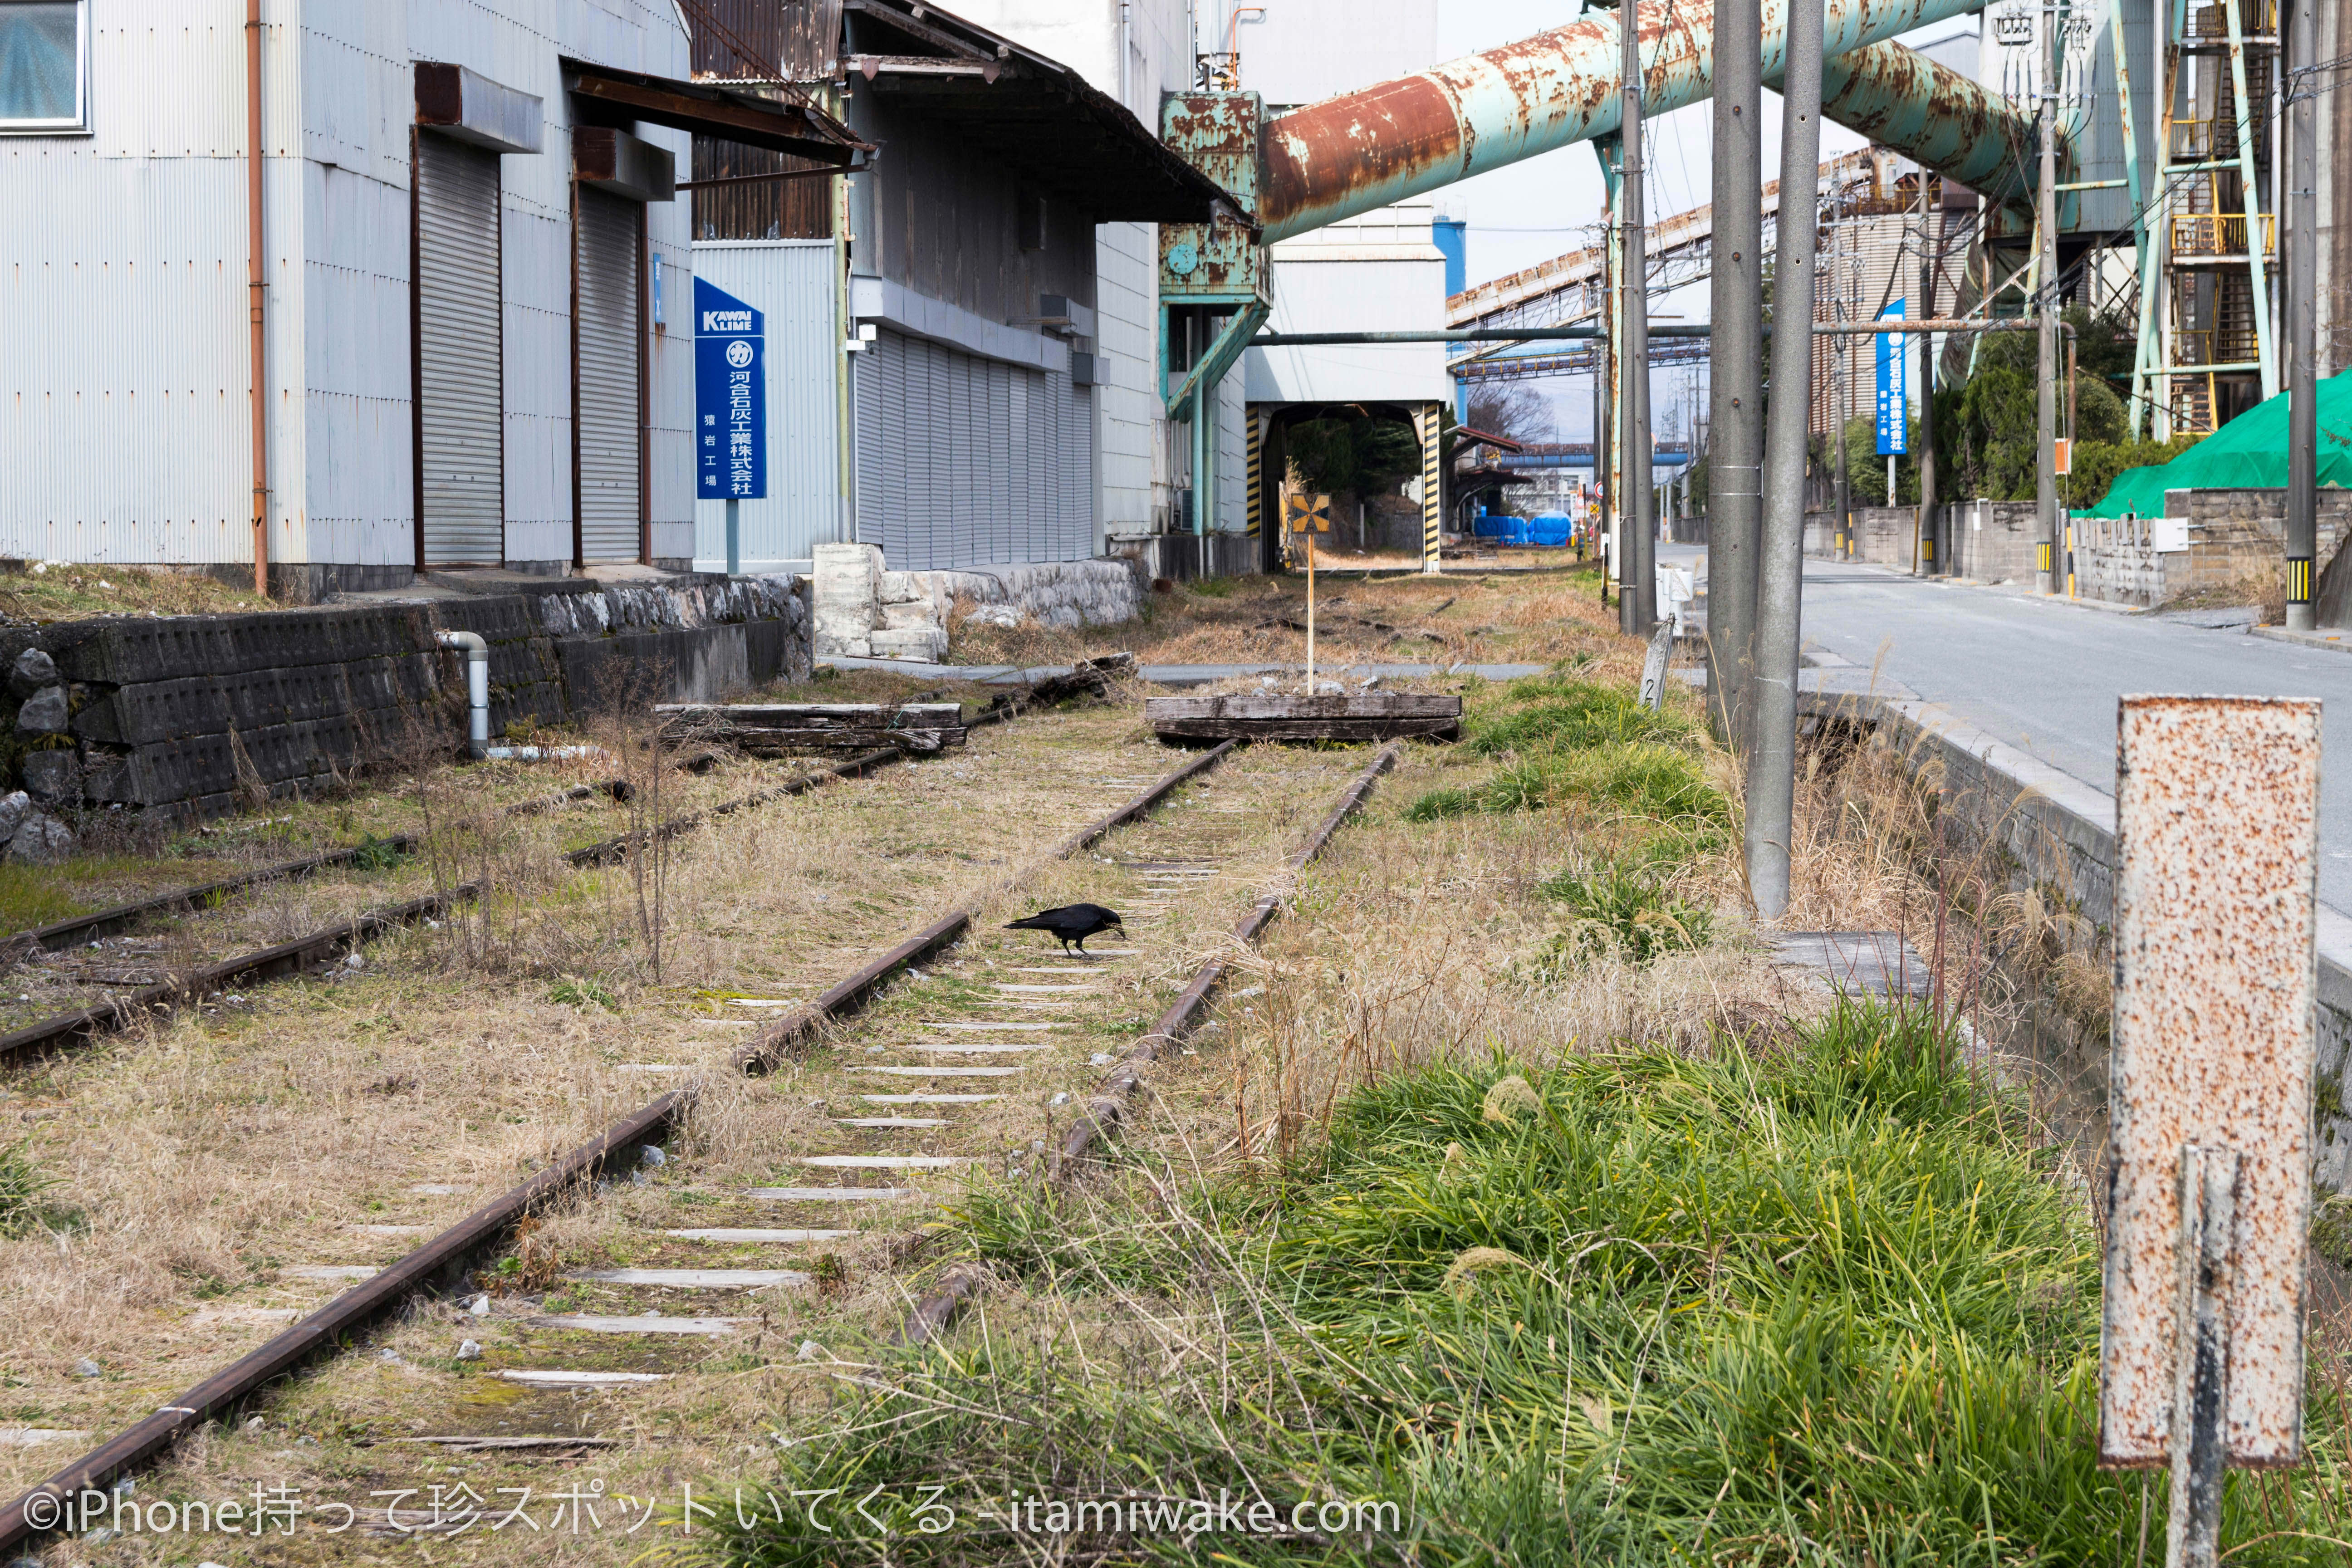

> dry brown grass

[
  {"left": 0, "top": 704, "right": 1179, "bottom": 1499},
  {"left": 28, "top": 729, "right": 1356, "bottom": 1564},
  {"left": 948, "top": 562, "right": 1619, "bottom": 671},
  {"left": 0, "top": 562, "right": 274, "bottom": 625}
]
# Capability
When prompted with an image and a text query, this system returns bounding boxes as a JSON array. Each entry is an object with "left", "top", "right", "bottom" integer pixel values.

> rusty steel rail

[
  {"left": 0, "top": 727, "right": 1233, "bottom": 1553},
  {"left": 0, "top": 1087, "right": 690, "bottom": 1550},
  {"left": 0, "top": 749, "right": 910, "bottom": 1065},
  {"left": 900, "top": 742, "right": 1400, "bottom": 1347},
  {"left": 734, "top": 739, "right": 1240, "bottom": 1073},
  {"left": 3, "top": 772, "right": 662, "bottom": 954}
]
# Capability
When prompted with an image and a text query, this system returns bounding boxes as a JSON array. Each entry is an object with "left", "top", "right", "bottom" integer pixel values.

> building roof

[
  {"left": 836, "top": 0, "right": 1225, "bottom": 223},
  {"left": 1451, "top": 425, "right": 1527, "bottom": 454},
  {"left": 564, "top": 57, "right": 869, "bottom": 162}
]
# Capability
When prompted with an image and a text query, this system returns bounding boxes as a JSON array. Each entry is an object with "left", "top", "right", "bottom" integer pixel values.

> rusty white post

[{"left": 2102, "top": 696, "right": 2318, "bottom": 1561}]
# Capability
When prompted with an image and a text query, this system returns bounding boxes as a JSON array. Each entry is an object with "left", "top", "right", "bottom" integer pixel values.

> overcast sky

[{"left": 1426, "top": 3, "right": 1978, "bottom": 443}]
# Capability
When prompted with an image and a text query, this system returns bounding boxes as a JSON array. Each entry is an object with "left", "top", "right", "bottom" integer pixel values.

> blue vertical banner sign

[
  {"left": 1875, "top": 298, "right": 1909, "bottom": 456},
  {"left": 695, "top": 277, "right": 766, "bottom": 500}
]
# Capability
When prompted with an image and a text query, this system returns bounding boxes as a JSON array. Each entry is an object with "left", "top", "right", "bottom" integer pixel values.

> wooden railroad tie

[
  {"left": 1145, "top": 693, "right": 1461, "bottom": 743},
  {"left": 657, "top": 702, "right": 967, "bottom": 755}
]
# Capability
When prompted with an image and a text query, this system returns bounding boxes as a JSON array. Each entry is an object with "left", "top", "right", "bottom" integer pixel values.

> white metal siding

[
  {"left": 576, "top": 186, "right": 641, "bottom": 561},
  {"left": 416, "top": 134, "right": 503, "bottom": 564},
  {"left": 689, "top": 240, "right": 840, "bottom": 570}
]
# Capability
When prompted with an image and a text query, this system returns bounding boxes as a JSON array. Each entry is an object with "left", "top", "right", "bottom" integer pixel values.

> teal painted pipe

[{"left": 1261, "top": 0, "right": 2048, "bottom": 242}]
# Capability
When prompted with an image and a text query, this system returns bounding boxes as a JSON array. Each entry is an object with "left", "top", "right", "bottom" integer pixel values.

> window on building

[{"left": 0, "top": 1, "right": 87, "bottom": 132}]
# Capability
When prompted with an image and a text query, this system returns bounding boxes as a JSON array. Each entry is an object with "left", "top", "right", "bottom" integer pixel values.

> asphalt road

[{"left": 1667, "top": 546, "right": 2352, "bottom": 916}]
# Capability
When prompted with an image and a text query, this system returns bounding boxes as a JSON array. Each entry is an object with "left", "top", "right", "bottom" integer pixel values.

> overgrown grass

[
  {"left": 1529, "top": 856, "right": 1714, "bottom": 969},
  {"left": 1409, "top": 741, "right": 1727, "bottom": 829},
  {"left": 698, "top": 1001, "right": 2347, "bottom": 1565},
  {"left": 1408, "top": 676, "right": 1728, "bottom": 833},
  {"left": 1467, "top": 674, "right": 1695, "bottom": 755}
]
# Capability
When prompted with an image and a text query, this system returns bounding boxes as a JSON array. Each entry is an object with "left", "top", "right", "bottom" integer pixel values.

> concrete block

[
  {"left": 867, "top": 627, "right": 948, "bottom": 662},
  {"left": 812, "top": 543, "right": 886, "bottom": 659}
]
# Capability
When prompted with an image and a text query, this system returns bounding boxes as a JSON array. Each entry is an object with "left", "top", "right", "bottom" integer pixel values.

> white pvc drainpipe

[{"left": 436, "top": 631, "right": 489, "bottom": 759}]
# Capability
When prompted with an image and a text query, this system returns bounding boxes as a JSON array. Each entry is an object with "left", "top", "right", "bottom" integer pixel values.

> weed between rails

[{"left": 691, "top": 1002, "right": 2352, "bottom": 1567}]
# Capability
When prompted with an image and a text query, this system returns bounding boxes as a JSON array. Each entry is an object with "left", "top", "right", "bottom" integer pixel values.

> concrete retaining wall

[
  {"left": 3, "top": 577, "right": 808, "bottom": 823},
  {"left": 812, "top": 544, "right": 1145, "bottom": 661},
  {"left": 1805, "top": 686, "right": 2352, "bottom": 1195}
]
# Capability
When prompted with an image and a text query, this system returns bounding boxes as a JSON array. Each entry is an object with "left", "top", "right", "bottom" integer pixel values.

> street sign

[
  {"left": 695, "top": 277, "right": 766, "bottom": 501},
  {"left": 2100, "top": 697, "right": 2317, "bottom": 1489},
  {"left": 1285, "top": 492, "right": 1331, "bottom": 533},
  {"left": 1875, "top": 299, "right": 1908, "bottom": 456}
]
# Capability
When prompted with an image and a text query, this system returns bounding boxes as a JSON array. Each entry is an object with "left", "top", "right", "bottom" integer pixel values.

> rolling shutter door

[
  {"left": 415, "top": 135, "right": 503, "bottom": 565},
  {"left": 575, "top": 188, "right": 642, "bottom": 561},
  {"left": 1064, "top": 375, "right": 1094, "bottom": 559}
]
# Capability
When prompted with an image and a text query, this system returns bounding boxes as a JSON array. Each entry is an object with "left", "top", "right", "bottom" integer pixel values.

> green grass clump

[
  {"left": 700, "top": 1002, "right": 2343, "bottom": 1566},
  {"left": 1469, "top": 675, "right": 1694, "bottom": 755},
  {"left": 0, "top": 1141, "right": 57, "bottom": 1238},
  {"left": 1186, "top": 576, "right": 1237, "bottom": 598},
  {"left": 1531, "top": 858, "right": 1713, "bottom": 968},
  {"left": 0, "top": 867, "right": 92, "bottom": 935},
  {"left": 1402, "top": 786, "right": 1475, "bottom": 822},
  {"left": 547, "top": 974, "right": 617, "bottom": 1011},
  {"left": 1405, "top": 743, "right": 1727, "bottom": 829}
]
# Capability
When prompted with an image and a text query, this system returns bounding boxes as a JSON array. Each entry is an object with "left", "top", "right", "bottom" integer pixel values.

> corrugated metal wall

[
  {"left": 691, "top": 240, "right": 840, "bottom": 570},
  {"left": 853, "top": 328, "right": 1094, "bottom": 570}
]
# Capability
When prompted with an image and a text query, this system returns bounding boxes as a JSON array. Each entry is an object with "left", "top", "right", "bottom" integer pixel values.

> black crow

[{"left": 1005, "top": 903, "right": 1125, "bottom": 955}]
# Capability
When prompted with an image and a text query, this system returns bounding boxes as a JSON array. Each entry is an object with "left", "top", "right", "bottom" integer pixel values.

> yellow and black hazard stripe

[{"left": 2288, "top": 555, "right": 2313, "bottom": 604}]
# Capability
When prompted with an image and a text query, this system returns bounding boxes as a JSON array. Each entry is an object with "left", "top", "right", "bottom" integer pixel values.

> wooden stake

[{"left": 1305, "top": 529, "right": 1317, "bottom": 694}]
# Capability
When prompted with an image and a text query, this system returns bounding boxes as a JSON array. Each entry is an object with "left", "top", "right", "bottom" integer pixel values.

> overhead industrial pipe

[{"left": 1258, "top": 0, "right": 2050, "bottom": 243}]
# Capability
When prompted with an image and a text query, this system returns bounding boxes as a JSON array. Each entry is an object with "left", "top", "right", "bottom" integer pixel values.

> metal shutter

[
  {"left": 1065, "top": 376, "right": 1094, "bottom": 559},
  {"left": 575, "top": 188, "right": 642, "bottom": 561},
  {"left": 416, "top": 134, "right": 503, "bottom": 565},
  {"left": 1009, "top": 370, "right": 1032, "bottom": 559},
  {"left": 854, "top": 329, "right": 896, "bottom": 554}
]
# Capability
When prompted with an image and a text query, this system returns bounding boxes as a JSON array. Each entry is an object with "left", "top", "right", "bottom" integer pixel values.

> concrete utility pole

[
  {"left": 1597, "top": 229, "right": 1617, "bottom": 612},
  {"left": 1917, "top": 173, "right": 1940, "bottom": 576},
  {"left": 1705, "top": 0, "right": 1763, "bottom": 750},
  {"left": 2286, "top": 0, "right": 2317, "bottom": 629},
  {"left": 2035, "top": 0, "right": 2062, "bottom": 594},
  {"left": 1746, "top": 0, "right": 1827, "bottom": 918},
  {"left": 1833, "top": 198, "right": 1853, "bottom": 560},
  {"left": 1622, "top": 0, "right": 1656, "bottom": 631}
]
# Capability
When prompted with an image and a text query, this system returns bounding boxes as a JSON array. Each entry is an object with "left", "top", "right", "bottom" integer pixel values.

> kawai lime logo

[{"left": 725, "top": 339, "right": 754, "bottom": 368}]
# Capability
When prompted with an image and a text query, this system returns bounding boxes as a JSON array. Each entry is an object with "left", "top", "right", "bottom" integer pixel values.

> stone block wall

[
  {"left": 0, "top": 576, "right": 808, "bottom": 825},
  {"left": 812, "top": 544, "right": 1144, "bottom": 662}
]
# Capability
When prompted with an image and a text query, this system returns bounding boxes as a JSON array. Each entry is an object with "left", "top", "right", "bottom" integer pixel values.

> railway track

[
  {"left": 0, "top": 696, "right": 1058, "bottom": 1063},
  {"left": 0, "top": 730, "right": 1393, "bottom": 1556}
]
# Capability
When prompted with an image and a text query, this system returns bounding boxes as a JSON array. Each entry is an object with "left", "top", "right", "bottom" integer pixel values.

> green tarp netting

[{"left": 2085, "top": 368, "right": 2352, "bottom": 518}]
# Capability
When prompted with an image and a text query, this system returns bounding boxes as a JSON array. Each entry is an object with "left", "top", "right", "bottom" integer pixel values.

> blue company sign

[
  {"left": 694, "top": 278, "right": 766, "bottom": 500},
  {"left": 1875, "top": 299, "right": 1908, "bottom": 456}
]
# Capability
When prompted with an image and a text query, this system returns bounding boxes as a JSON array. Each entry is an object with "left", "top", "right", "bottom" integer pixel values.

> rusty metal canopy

[
  {"left": 563, "top": 57, "right": 869, "bottom": 162},
  {"left": 840, "top": 0, "right": 1224, "bottom": 222}
]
